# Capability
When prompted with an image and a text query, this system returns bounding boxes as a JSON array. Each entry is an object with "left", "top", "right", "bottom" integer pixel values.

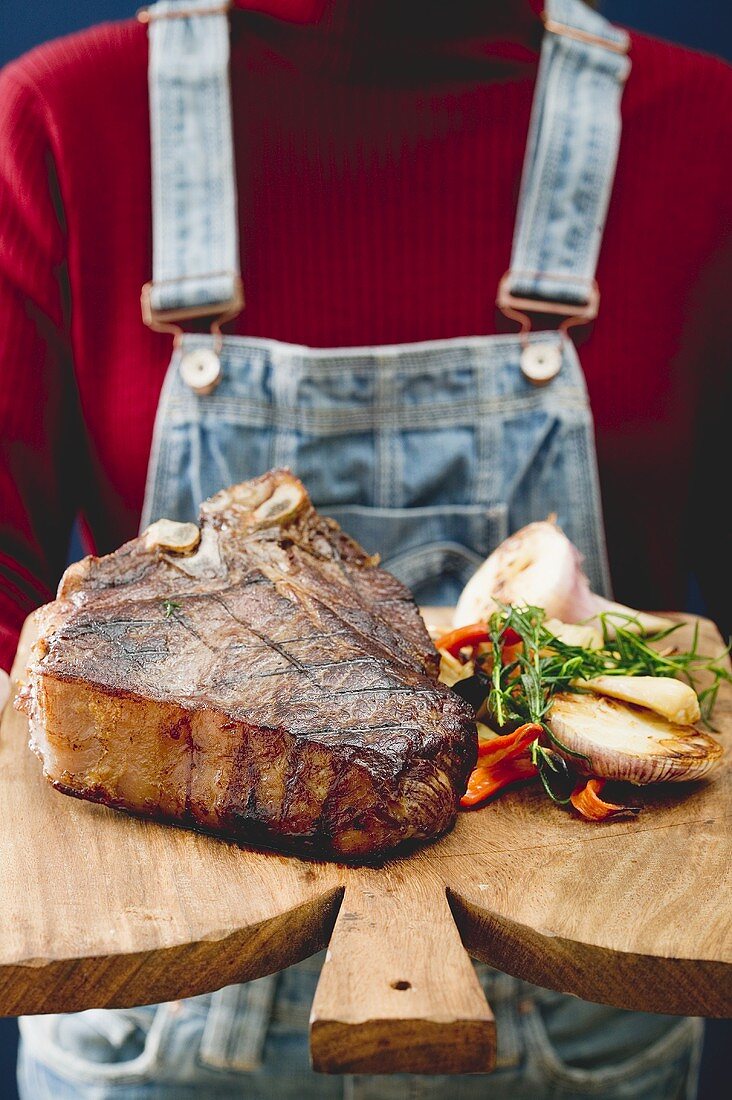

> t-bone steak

[{"left": 18, "top": 470, "right": 476, "bottom": 857}]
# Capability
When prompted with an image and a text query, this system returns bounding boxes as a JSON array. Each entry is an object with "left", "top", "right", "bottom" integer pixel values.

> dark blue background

[
  {"left": 1, "top": 2, "right": 731, "bottom": 64},
  {"left": 0, "top": 4, "right": 729, "bottom": 1099}
]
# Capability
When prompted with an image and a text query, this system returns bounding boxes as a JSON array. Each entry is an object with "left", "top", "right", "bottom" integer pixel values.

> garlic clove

[
  {"left": 454, "top": 520, "right": 674, "bottom": 636},
  {"left": 454, "top": 520, "right": 595, "bottom": 628},
  {"left": 576, "top": 675, "right": 701, "bottom": 726}
]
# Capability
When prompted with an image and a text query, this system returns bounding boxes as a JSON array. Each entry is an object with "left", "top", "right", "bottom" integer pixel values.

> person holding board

[{"left": 1, "top": 1, "right": 729, "bottom": 1096}]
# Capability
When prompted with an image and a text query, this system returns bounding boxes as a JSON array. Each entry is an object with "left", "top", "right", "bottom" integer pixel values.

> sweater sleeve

[{"left": 0, "top": 67, "right": 82, "bottom": 673}]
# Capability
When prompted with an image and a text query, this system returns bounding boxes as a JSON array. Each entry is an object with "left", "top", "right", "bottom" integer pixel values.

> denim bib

[
  {"left": 141, "top": 329, "right": 609, "bottom": 605},
  {"left": 18, "top": 3, "right": 705, "bottom": 1098}
]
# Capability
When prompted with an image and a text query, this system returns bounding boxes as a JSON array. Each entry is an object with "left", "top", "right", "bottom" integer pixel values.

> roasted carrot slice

[
  {"left": 461, "top": 723, "right": 543, "bottom": 808},
  {"left": 461, "top": 754, "right": 538, "bottom": 808},
  {"left": 477, "top": 723, "right": 543, "bottom": 759},
  {"left": 569, "top": 777, "right": 641, "bottom": 821}
]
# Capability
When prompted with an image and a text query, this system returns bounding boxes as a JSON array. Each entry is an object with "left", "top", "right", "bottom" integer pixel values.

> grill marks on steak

[{"left": 19, "top": 470, "right": 477, "bottom": 857}]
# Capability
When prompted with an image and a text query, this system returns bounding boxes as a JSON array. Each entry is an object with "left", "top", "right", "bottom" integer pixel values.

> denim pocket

[
  {"left": 523, "top": 1001, "right": 703, "bottom": 1099},
  {"left": 197, "top": 976, "right": 278, "bottom": 1073},
  {"left": 325, "top": 502, "right": 508, "bottom": 605},
  {"left": 19, "top": 1005, "right": 170, "bottom": 1087}
]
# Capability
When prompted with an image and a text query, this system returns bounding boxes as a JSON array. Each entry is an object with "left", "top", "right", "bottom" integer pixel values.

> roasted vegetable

[
  {"left": 461, "top": 724, "right": 542, "bottom": 808},
  {"left": 454, "top": 520, "right": 672, "bottom": 636},
  {"left": 570, "top": 778, "right": 640, "bottom": 822},
  {"left": 547, "top": 693, "right": 723, "bottom": 784},
  {"left": 576, "top": 675, "right": 700, "bottom": 725}
]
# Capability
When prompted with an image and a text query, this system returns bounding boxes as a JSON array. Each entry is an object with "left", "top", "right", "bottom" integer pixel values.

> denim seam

[
  {"left": 162, "top": 393, "right": 589, "bottom": 427},
  {"left": 509, "top": 1, "right": 629, "bottom": 306},
  {"left": 148, "top": 0, "right": 239, "bottom": 313},
  {"left": 176, "top": 331, "right": 566, "bottom": 370},
  {"left": 18, "top": 1005, "right": 171, "bottom": 1085},
  {"left": 524, "top": 1008, "right": 702, "bottom": 1093}
]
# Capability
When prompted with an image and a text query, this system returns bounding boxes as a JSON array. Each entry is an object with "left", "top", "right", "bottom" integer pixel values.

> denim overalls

[{"left": 18, "top": 1, "right": 703, "bottom": 1096}]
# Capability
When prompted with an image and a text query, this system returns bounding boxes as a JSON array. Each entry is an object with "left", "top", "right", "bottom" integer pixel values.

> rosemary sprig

[
  {"left": 531, "top": 741, "right": 575, "bottom": 804},
  {"left": 487, "top": 616, "right": 509, "bottom": 730},
  {"left": 596, "top": 614, "right": 731, "bottom": 725},
  {"left": 477, "top": 604, "right": 731, "bottom": 731},
  {"left": 161, "top": 598, "right": 181, "bottom": 620}
]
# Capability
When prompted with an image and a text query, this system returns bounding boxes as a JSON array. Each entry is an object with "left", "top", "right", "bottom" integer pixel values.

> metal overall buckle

[
  {"left": 496, "top": 272, "right": 600, "bottom": 385},
  {"left": 540, "top": 12, "right": 630, "bottom": 56},
  {"left": 136, "top": 3, "right": 231, "bottom": 23},
  {"left": 141, "top": 274, "right": 244, "bottom": 395}
]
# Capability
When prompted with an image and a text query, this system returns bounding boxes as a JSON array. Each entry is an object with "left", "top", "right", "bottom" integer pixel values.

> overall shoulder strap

[
  {"left": 501, "top": 0, "right": 631, "bottom": 319},
  {"left": 142, "top": 0, "right": 242, "bottom": 324}
]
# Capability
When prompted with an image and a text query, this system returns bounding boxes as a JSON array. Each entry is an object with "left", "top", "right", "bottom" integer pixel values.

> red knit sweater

[{"left": 1, "top": 0, "right": 730, "bottom": 672}]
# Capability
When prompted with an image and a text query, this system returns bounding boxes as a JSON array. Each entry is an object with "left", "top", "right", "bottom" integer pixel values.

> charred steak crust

[{"left": 19, "top": 470, "right": 477, "bottom": 857}]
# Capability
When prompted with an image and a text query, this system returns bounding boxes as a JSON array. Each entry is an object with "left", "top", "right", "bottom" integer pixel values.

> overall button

[
  {"left": 520, "top": 342, "right": 562, "bottom": 385},
  {"left": 180, "top": 348, "right": 221, "bottom": 394}
]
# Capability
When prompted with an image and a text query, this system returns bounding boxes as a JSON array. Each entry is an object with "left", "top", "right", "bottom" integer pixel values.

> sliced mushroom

[{"left": 547, "top": 692, "right": 723, "bottom": 784}]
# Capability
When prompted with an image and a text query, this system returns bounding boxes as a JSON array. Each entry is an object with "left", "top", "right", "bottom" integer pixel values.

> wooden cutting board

[{"left": 1, "top": 610, "right": 730, "bottom": 1076}]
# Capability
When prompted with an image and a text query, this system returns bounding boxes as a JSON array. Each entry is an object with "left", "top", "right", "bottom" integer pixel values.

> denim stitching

[
  {"left": 509, "top": 1, "right": 629, "bottom": 306},
  {"left": 148, "top": 0, "right": 239, "bottom": 313},
  {"left": 176, "top": 332, "right": 566, "bottom": 371},
  {"left": 163, "top": 392, "right": 589, "bottom": 430}
]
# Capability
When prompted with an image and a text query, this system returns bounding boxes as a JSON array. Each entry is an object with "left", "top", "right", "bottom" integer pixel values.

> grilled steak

[{"left": 18, "top": 470, "right": 476, "bottom": 857}]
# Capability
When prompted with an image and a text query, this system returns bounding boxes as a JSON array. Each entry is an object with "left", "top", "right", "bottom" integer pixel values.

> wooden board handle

[{"left": 310, "top": 868, "right": 495, "bottom": 1075}]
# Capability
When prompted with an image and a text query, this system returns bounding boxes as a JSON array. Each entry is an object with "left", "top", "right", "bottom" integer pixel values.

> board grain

[{"left": 0, "top": 610, "right": 730, "bottom": 1075}]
